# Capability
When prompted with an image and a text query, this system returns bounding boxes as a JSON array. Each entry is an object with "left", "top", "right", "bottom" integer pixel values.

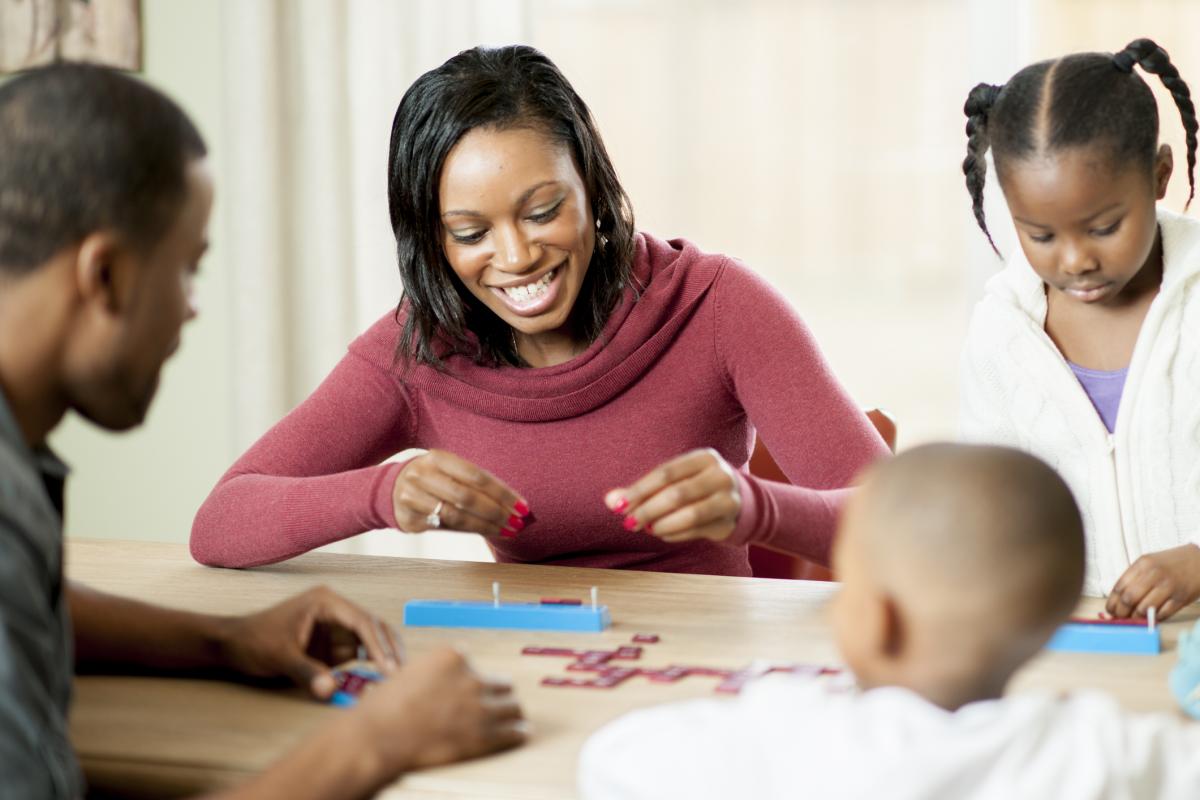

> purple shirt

[{"left": 1068, "top": 362, "right": 1128, "bottom": 434}]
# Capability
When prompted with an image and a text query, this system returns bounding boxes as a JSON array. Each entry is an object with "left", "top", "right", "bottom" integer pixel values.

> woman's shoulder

[
  {"left": 637, "top": 231, "right": 731, "bottom": 284},
  {"left": 347, "top": 309, "right": 406, "bottom": 371},
  {"left": 709, "top": 254, "right": 796, "bottom": 321},
  {"left": 637, "top": 232, "right": 787, "bottom": 314}
]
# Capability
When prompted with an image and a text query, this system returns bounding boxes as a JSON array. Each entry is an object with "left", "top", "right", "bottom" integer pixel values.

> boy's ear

[
  {"left": 858, "top": 587, "right": 905, "bottom": 663},
  {"left": 1154, "top": 143, "right": 1174, "bottom": 200},
  {"left": 878, "top": 593, "right": 905, "bottom": 658},
  {"left": 75, "top": 231, "right": 133, "bottom": 316}
]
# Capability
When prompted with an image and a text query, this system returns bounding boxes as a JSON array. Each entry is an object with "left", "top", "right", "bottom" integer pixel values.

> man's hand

[
  {"left": 215, "top": 647, "right": 525, "bottom": 799},
  {"left": 353, "top": 647, "right": 526, "bottom": 773},
  {"left": 218, "top": 586, "right": 403, "bottom": 699},
  {"left": 1106, "top": 544, "right": 1200, "bottom": 621}
]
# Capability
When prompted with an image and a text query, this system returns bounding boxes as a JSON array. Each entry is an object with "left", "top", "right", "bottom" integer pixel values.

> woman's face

[{"left": 438, "top": 125, "right": 595, "bottom": 350}]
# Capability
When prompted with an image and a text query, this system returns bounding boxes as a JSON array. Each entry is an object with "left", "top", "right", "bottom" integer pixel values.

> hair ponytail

[
  {"left": 962, "top": 83, "right": 1004, "bottom": 257},
  {"left": 1113, "top": 38, "right": 1197, "bottom": 209}
]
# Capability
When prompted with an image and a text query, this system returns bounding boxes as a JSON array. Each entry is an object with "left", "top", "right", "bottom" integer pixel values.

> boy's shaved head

[
  {"left": 832, "top": 444, "right": 1085, "bottom": 708},
  {"left": 858, "top": 444, "right": 1084, "bottom": 632}
]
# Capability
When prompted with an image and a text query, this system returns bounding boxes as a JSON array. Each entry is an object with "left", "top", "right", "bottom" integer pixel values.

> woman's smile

[{"left": 489, "top": 264, "right": 564, "bottom": 316}]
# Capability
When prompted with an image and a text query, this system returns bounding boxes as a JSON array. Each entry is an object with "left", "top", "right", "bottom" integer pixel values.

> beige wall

[
  {"left": 528, "top": 0, "right": 978, "bottom": 446},
  {"left": 50, "top": 0, "right": 236, "bottom": 541}
]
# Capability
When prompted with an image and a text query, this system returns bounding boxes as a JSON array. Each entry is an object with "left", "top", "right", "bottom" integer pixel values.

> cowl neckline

[{"left": 402, "top": 232, "right": 726, "bottom": 422}]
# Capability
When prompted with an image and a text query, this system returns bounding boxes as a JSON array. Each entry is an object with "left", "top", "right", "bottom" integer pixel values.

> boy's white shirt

[
  {"left": 960, "top": 207, "right": 1200, "bottom": 596},
  {"left": 578, "top": 674, "right": 1200, "bottom": 800}
]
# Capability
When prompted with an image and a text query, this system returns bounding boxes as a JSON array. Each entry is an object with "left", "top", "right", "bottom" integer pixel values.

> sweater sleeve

[
  {"left": 712, "top": 260, "right": 890, "bottom": 563},
  {"left": 190, "top": 324, "right": 417, "bottom": 568},
  {"left": 958, "top": 299, "right": 1025, "bottom": 448}
]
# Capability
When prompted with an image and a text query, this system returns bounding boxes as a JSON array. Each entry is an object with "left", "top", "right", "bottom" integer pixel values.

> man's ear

[
  {"left": 1154, "top": 143, "right": 1174, "bottom": 200},
  {"left": 75, "top": 231, "right": 132, "bottom": 315}
]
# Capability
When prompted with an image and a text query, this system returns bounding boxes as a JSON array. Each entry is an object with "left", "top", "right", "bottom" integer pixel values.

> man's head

[
  {"left": 830, "top": 444, "right": 1084, "bottom": 710},
  {"left": 0, "top": 64, "right": 210, "bottom": 432}
]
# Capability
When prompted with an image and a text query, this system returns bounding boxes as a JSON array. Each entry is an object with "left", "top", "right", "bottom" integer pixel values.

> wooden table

[{"left": 66, "top": 540, "right": 1196, "bottom": 799}]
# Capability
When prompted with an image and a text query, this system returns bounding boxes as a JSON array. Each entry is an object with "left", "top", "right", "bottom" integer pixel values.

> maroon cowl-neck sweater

[{"left": 191, "top": 233, "right": 888, "bottom": 574}]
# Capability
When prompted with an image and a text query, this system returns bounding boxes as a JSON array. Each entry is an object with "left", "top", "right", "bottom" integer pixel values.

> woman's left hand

[
  {"left": 1106, "top": 544, "right": 1200, "bottom": 621},
  {"left": 605, "top": 448, "right": 741, "bottom": 543}
]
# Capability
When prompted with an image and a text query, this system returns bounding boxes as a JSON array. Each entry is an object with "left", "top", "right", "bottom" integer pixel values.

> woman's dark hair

[
  {"left": 962, "top": 38, "right": 1198, "bottom": 257},
  {"left": 387, "top": 45, "right": 637, "bottom": 367},
  {"left": 0, "top": 63, "right": 207, "bottom": 274}
]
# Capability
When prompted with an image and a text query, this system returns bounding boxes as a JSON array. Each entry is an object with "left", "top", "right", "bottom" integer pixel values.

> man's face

[{"left": 69, "top": 158, "right": 212, "bottom": 430}]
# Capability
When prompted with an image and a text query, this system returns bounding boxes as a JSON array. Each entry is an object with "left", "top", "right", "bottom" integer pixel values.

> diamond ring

[{"left": 425, "top": 501, "right": 444, "bottom": 529}]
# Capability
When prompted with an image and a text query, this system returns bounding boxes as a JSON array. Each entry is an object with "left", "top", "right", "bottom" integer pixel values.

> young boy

[
  {"left": 0, "top": 65, "right": 523, "bottom": 798},
  {"left": 579, "top": 444, "right": 1200, "bottom": 798}
]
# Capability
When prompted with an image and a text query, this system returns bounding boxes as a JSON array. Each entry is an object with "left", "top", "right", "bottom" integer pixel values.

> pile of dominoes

[{"left": 523, "top": 637, "right": 839, "bottom": 693}]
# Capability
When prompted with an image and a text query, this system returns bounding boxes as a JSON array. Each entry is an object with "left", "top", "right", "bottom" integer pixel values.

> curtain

[{"left": 218, "top": 0, "right": 526, "bottom": 558}]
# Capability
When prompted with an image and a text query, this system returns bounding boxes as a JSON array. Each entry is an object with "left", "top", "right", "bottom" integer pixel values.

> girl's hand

[
  {"left": 1106, "top": 544, "right": 1200, "bottom": 620},
  {"left": 393, "top": 450, "right": 529, "bottom": 538},
  {"left": 604, "top": 448, "right": 741, "bottom": 543}
]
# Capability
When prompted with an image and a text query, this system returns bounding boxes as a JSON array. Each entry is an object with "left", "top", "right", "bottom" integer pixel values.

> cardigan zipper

[{"left": 1018, "top": 315, "right": 1132, "bottom": 588}]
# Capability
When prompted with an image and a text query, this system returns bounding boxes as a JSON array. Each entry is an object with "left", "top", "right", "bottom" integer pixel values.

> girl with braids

[
  {"left": 960, "top": 38, "right": 1200, "bottom": 619},
  {"left": 191, "top": 46, "right": 888, "bottom": 573}
]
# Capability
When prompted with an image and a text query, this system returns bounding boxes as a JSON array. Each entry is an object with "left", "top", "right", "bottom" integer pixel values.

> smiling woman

[
  {"left": 388, "top": 47, "right": 635, "bottom": 372},
  {"left": 189, "top": 45, "right": 890, "bottom": 575}
]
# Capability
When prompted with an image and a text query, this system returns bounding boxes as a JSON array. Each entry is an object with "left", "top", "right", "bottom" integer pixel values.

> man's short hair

[{"left": 0, "top": 63, "right": 207, "bottom": 274}]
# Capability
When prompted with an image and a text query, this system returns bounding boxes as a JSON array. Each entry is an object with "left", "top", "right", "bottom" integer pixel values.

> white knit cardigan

[{"left": 960, "top": 208, "right": 1200, "bottom": 597}]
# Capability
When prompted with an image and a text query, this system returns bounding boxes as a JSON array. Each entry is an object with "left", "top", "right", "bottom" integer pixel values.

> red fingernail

[
  {"left": 646, "top": 523, "right": 654, "bottom": 534},
  {"left": 623, "top": 515, "right": 639, "bottom": 532},
  {"left": 514, "top": 500, "right": 530, "bottom": 517},
  {"left": 506, "top": 514, "right": 525, "bottom": 531},
  {"left": 501, "top": 527, "right": 518, "bottom": 538},
  {"left": 612, "top": 497, "right": 630, "bottom": 514}
]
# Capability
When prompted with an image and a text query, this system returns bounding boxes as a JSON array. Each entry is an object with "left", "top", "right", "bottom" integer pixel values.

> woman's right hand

[{"left": 392, "top": 449, "right": 529, "bottom": 538}]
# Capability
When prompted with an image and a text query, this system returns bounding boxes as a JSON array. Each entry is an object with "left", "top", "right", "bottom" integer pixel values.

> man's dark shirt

[{"left": 0, "top": 387, "right": 81, "bottom": 797}]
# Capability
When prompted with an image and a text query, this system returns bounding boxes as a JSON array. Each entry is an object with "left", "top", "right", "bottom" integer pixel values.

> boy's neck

[
  {"left": 877, "top": 644, "right": 1015, "bottom": 712},
  {"left": 902, "top": 668, "right": 1009, "bottom": 712}
]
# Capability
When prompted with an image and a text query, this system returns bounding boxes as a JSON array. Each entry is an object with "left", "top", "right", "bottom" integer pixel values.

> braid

[
  {"left": 1116, "top": 38, "right": 1198, "bottom": 208},
  {"left": 963, "top": 83, "right": 1004, "bottom": 258}
]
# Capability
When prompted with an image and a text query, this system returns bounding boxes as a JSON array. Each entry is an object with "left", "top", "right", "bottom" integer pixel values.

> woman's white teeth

[{"left": 503, "top": 269, "right": 555, "bottom": 303}]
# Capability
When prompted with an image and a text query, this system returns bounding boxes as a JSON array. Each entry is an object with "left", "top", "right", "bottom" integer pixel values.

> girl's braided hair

[{"left": 962, "top": 38, "right": 1197, "bottom": 257}]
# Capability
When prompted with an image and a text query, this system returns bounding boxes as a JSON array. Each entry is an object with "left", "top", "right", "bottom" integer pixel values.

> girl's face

[
  {"left": 438, "top": 125, "right": 595, "bottom": 352},
  {"left": 999, "top": 144, "right": 1172, "bottom": 306}
]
